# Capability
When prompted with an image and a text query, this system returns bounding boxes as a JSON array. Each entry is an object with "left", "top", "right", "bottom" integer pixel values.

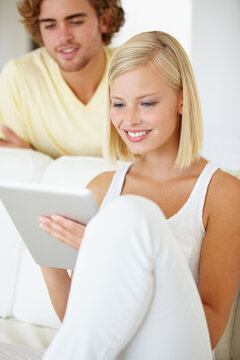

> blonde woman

[{"left": 3, "top": 31, "right": 237, "bottom": 360}]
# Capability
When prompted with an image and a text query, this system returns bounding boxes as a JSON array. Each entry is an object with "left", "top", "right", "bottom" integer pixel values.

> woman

[
  {"left": 1, "top": 31, "right": 238, "bottom": 359},
  {"left": 38, "top": 31, "right": 240, "bottom": 360}
]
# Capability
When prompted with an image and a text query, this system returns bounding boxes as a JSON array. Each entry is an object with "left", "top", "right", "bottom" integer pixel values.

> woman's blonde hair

[{"left": 105, "top": 31, "right": 203, "bottom": 168}]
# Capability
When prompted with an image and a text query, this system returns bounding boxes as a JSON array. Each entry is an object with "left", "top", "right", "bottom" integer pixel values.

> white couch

[{"left": 0, "top": 148, "right": 239, "bottom": 359}]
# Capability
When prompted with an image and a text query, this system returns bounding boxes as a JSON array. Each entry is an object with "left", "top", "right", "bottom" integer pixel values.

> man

[{"left": 0, "top": 0, "right": 124, "bottom": 158}]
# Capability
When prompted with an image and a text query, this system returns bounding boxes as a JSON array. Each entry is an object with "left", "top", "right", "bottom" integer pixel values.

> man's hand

[{"left": 0, "top": 125, "right": 33, "bottom": 149}]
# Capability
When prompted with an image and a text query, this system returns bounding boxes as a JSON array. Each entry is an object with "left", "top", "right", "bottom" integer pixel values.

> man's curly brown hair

[{"left": 17, "top": 0, "right": 125, "bottom": 46}]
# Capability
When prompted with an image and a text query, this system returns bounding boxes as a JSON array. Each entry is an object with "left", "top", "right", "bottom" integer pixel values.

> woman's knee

[
  {"left": 98, "top": 195, "right": 165, "bottom": 227},
  {"left": 84, "top": 195, "right": 171, "bottom": 259}
]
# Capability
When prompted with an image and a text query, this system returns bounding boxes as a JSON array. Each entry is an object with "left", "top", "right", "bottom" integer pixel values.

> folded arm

[{"left": 0, "top": 125, "right": 33, "bottom": 149}]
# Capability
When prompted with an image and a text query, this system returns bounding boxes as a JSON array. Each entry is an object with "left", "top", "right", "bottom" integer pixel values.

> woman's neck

[{"left": 132, "top": 153, "right": 205, "bottom": 183}]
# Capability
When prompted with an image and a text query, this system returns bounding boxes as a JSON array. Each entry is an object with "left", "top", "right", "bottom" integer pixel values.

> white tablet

[{"left": 0, "top": 181, "right": 99, "bottom": 269}]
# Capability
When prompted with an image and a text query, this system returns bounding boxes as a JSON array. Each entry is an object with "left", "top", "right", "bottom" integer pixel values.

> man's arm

[
  {"left": 0, "top": 125, "right": 33, "bottom": 149},
  {"left": 0, "top": 60, "right": 31, "bottom": 148}
]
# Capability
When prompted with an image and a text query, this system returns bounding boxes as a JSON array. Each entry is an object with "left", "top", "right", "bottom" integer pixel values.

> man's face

[{"left": 39, "top": 0, "right": 107, "bottom": 72}]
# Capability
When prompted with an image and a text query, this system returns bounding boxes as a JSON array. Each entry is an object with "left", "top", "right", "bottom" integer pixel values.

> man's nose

[{"left": 58, "top": 24, "right": 73, "bottom": 43}]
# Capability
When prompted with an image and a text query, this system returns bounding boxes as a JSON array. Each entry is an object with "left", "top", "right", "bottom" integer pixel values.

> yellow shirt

[{"left": 0, "top": 47, "right": 114, "bottom": 158}]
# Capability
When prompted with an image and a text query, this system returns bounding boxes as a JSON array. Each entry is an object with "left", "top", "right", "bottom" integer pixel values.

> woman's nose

[{"left": 125, "top": 109, "right": 142, "bottom": 126}]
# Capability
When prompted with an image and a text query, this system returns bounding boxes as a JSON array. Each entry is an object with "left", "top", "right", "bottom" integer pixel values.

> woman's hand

[{"left": 38, "top": 214, "right": 85, "bottom": 250}]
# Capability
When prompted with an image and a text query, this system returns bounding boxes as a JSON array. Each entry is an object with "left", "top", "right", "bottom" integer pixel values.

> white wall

[
  {"left": 0, "top": 0, "right": 30, "bottom": 70},
  {"left": 191, "top": 0, "right": 240, "bottom": 170},
  {"left": 113, "top": 0, "right": 192, "bottom": 57}
]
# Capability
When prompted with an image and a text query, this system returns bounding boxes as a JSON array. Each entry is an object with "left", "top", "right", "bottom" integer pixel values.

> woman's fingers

[
  {"left": 50, "top": 214, "right": 84, "bottom": 235},
  {"left": 38, "top": 215, "right": 85, "bottom": 250}
]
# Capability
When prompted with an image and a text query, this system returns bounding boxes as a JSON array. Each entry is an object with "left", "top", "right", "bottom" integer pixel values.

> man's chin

[
  {"left": 57, "top": 59, "right": 89, "bottom": 73},
  {"left": 58, "top": 65, "right": 81, "bottom": 72}
]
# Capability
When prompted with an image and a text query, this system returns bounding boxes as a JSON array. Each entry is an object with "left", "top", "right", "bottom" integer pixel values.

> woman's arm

[
  {"left": 40, "top": 266, "right": 71, "bottom": 321},
  {"left": 38, "top": 215, "right": 86, "bottom": 321},
  {"left": 38, "top": 171, "right": 115, "bottom": 320},
  {"left": 198, "top": 170, "right": 240, "bottom": 348}
]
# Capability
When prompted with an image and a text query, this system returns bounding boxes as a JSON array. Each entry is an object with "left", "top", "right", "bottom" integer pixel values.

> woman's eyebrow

[
  {"left": 136, "top": 93, "right": 158, "bottom": 99},
  {"left": 110, "top": 96, "right": 124, "bottom": 100}
]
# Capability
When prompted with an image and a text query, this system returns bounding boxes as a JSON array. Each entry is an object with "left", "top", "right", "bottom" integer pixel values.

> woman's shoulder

[
  {"left": 87, "top": 171, "right": 116, "bottom": 207},
  {"left": 211, "top": 168, "right": 240, "bottom": 192},
  {"left": 206, "top": 167, "right": 240, "bottom": 215}
]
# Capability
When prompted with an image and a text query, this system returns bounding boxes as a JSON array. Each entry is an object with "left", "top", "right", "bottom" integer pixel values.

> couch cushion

[
  {"left": 42, "top": 156, "right": 122, "bottom": 187},
  {"left": 0, "top": 149, "right": 53, "bottom": 318},
  {"left": 0, "top": 204, "right": 22, "bottom": 317},
  {"left": 12, "top": 247, "right": 61, "bottom": 329},
  {"left": 0, "top": 318, "right": 56, "bottom": 349},
  {"left": 0, "top": 148, "right": 52, "bottom": 183}
]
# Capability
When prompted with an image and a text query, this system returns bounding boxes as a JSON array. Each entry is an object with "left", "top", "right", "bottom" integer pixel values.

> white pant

[{"left": 43, "top": 195, "right": 212, "bottom": 360}]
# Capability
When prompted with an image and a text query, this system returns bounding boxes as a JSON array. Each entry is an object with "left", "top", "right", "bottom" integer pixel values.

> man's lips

[{"left": 57, "top": 46, "right": 79, "bottom": 57}]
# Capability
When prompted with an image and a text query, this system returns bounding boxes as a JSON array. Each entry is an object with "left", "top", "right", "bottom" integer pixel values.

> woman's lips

[{"left": 124, "top": 130, "right": 152, "bottom": 142}]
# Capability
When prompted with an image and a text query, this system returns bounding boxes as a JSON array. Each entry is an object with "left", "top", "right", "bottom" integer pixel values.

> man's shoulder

[
  {"left": 2, "top": 48, "right": 54, "bottom": 76},
  {"left": 104, "top": 46, "right": 118, "bottom": 60}
]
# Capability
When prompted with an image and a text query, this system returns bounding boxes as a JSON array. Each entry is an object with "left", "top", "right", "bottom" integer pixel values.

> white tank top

[{"left": 101, "top": 161, "right": 219, "bottom": 284}]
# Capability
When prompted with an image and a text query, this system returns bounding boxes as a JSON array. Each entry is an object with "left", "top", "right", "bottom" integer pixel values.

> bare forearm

[
  {"left": 40, "top": 266, "right": 71, "bottom": 321},
  {"left": 0, "top": 125, "right": 33, "bottom": 149}
]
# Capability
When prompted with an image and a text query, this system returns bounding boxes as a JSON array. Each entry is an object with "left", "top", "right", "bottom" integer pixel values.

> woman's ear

[
  {"left": 178, "top": 90, "right": 183, "bottom": 115},
  {"left": 99, "top": 9, "right": 112, "bottom": 34}
]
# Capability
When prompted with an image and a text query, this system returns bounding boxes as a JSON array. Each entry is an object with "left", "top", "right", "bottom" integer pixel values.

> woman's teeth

[{"left": 128, "top": 130, "right": 150, "bottom": 138}]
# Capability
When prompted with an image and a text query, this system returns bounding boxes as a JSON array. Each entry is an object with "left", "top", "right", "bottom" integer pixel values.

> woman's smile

[{"left": 124, "top": 129, "right": 152, "bottom": 142}]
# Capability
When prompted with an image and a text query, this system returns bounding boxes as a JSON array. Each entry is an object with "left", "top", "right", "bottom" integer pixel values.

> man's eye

[
  {"left": 71, "top": 20, "right": 84, "bottom": 25},
  {"left": 45, "top": 24, "right": 55, "bottom": 30}
]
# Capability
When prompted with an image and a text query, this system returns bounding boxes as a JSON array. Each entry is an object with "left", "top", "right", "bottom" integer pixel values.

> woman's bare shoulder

[
  {"left": 207, "top": 168, "right": 240, "bottom": 214},
  {"left": 87, "top": 171, "right": 115, "bottom": 207},
  {"left": 211, "top": 168, "right": 240, "bottom": 191}
]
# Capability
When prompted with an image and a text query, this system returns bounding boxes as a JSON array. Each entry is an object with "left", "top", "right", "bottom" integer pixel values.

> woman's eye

[
  {"left": 112, "top": 103, "right": 125, "bottom": 108},
  {"left": 141, "top": 102, "right": 156, "bottom": 107}
]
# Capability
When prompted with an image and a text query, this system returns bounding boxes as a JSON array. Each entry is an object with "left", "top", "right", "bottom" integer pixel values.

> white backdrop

[
  {"left": 0, "top": 0, "right": 29, "bottom": 70},
  {"left": 191, "top": 0, "right": 240, "bottom": 170},
  {"left": 0, "top": 0, "right": 239, "bottom": 169},
  {"left": 112, "top": 0, "right": 192, "bottom": 56}
]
